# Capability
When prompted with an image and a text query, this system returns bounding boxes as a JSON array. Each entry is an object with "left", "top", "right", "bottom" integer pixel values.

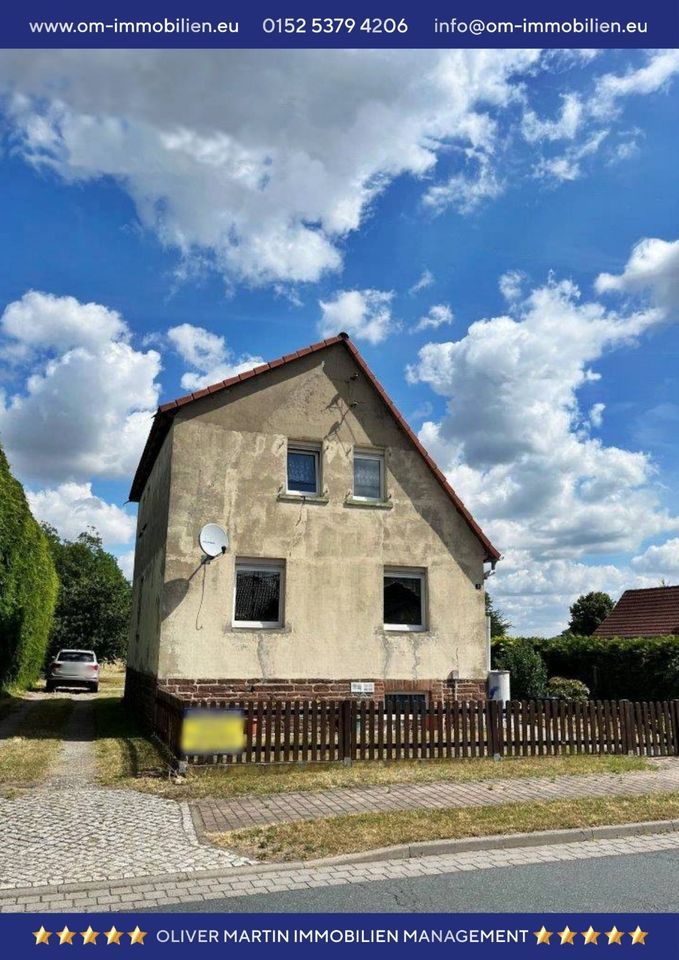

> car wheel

[
  {"left": 91, "top": 683, "right": 99, "bottom": 693},
  {"left": 45, "top": 682, "right": 54, "bottom": 693}
]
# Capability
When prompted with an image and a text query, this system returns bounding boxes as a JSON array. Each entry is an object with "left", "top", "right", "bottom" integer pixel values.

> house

[
  {"left": 593, "top": 586, "right": 679, "bottom": 638},
  {"left": 124, "top": 332, "right": 501, "bottom": 727}
]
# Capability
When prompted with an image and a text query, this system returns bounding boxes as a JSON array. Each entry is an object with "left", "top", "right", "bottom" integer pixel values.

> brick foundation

[
  {"left": 157, "top": 675, "right": 487, "bottom": 703},
  {"left": 124, "top": 666, "right": 488, "bottom": 732}
]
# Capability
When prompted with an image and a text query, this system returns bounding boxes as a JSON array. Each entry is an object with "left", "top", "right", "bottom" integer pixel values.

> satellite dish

[{"left": 199, "top": 523, "right": 229, "bottom": 558}]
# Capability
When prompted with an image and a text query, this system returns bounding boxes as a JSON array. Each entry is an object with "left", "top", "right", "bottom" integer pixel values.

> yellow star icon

[
  {"left": 558, "top": 926, "right": 577, "bottom": 945},
  {"left": 128, "top": 926, "right": 148, "bottom": 945},
  {"left": 605, "top": 927, "right": 625, "bottom": 945},
  {"left": 582, "top": 926, "right": 601, "bottom": 945},
  {"left": 56, "top": 926, "right": 76, "bottom": 945},
  {"left": 80, "top": 926, "right": 100, "bottom": 946},
  {"left": 629, "top": 926, "right": 648, "bottom": 945},
  {"left": 534, "top": 926, "right": 553, "bottom": 945},
  {"left": 32, "top": 926, "right": 52, "bottom": 946},
  {"left": 104, "top": 926, "right": 124, "bottom": 946}
]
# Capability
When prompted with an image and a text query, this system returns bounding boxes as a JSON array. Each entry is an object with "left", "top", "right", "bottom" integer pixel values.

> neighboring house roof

[
  {"left": 129, "top": 332, "right": 501, "bottom": 562},
  {"left": 593, "top": 586, "right": 679, "bottom": 637}
]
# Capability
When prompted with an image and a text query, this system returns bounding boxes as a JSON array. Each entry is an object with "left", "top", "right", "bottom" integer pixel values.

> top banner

[{"left": 2, "top": 0, "right": 678, "bottom": 48}]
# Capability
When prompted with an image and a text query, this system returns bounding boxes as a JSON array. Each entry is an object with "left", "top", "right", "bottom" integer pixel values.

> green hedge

[
  {"left": 0, "top": 444, "right": 58, "bottom": 689},
  {"left": 492, "top": 634, "right": 679, "bottom": 702}
]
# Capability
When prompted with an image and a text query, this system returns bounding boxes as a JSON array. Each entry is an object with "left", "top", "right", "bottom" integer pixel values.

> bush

[
  {"left": 0, "top": 444, "right": 58, "bottom": 689},
  {"left": 492, "top": 638, "right": 548, "bottom": 699},
  {"left": 493, "top": 634, "right": 679, "bottom": 701},
  {"left": 546, "top": 676, "right": 590, "bottom": 701}
]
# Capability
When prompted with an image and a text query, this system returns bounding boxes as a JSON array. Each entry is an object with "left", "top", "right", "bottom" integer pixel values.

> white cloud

[
  {"left": 0, "top": 291, "right": 160, "bottom": 485},
  {"left": 115, "top": 549, "right": 136, "bottom": 581},
  {"left": 424, "top": 151, "right": 503, "bottom": 214},
  {"left": 409, "top": 270, "right": 435, "bottom": 296},
  {"left": 27, "top": 482, "right": 135, "bottom": 547},
  {"left": 522, "top": 92, "right": 584, "bottom": 143},
  {"left": 595, "top": 237, "right": 679, "bottom": 313},
  {"left": 632, "top": 539, "right": 679, "bottom": 578},
  {"left": 0, "top": 50, "right": 541, "bottom": 288},
  {"left": 167, "top": 323, "right": 263, "bottom": 391},
  {"left": 523, "top": 52, "right": 679, "bottom": 186},
  {"left": 533, "top": 130, "right": 608, "bottom": 183},
  {"left": 499, "top": 270, "right": 526, "bottom": 303},
  {"left": 407, "top": 254, "right": 679, "bottom": 635},
  {"left": 592, "top": 50, "right": 679, "bottom": 117},
  {"left": 413, "top": 304, "right": 454, "bottom": 332},
  {"left": 318, "top": 289, "right": 396, "bottom": 344}
]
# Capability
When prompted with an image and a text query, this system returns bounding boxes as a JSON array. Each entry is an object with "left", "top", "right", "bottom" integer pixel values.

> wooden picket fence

[{"left": 154, "top": 690, "right": 679, "bottom": 765}]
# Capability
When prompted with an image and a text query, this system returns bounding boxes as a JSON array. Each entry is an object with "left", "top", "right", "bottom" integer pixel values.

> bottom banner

[{"left": 1, "top": 914, "right": 675, "bottom": 957}]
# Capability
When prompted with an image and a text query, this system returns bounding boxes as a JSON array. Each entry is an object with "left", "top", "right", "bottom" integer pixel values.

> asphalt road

[{"left": 154, "top": 849, "right": 679, "bottom": 913}]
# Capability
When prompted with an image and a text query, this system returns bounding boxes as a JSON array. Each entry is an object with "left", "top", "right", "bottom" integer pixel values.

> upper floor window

[
  {"left": 353, "top": 450, "right": 384, "bottom": 501},
  {"left": 384, "top": 568, "right": 426, "bottom": 631},
  {"left": 287, "top": 443, "right": 320, "bottom": 496},
  {"left": 233, "top": 560, "right": 284, "bottom": 629}
]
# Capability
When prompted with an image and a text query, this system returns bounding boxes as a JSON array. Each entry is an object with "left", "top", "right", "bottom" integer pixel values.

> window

[
  {"left": 287, "top": 444, "right": 320, "bottom": 495},
  {"left": 385, "top": 693, "right": 427, "bottom": 714},
  {"left": 234, "top": 561, "right": 284, "bottom": 628},
  {"left": 57, "top": 651, "right": 96, "bottom": 663},
  {"left": 384, "top": 568, "right": 426, "bottom": 631},
  {"left": 353, "top": 450, "right": 384, "bottom": 500}
]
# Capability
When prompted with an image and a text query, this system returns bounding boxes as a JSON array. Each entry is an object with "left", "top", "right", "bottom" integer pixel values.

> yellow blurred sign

[{"left": 181, "top": 709, "right": 246, "bottom": 755}]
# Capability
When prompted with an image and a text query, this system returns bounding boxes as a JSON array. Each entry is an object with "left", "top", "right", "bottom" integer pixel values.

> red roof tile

[
  {"left": 129, "top": 332, "right": 500, "bottom": 562},
  {"left": 594, "top": 586, "right": 679, "bottom": 637}
]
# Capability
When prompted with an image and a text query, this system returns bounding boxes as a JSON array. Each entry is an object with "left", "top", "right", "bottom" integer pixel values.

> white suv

[{"left": 46, "top": 650, "right": 99, "bottom": 693}]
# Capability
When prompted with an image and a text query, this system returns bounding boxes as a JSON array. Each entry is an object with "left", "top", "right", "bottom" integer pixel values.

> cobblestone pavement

[
  {"left": 191, "top": 757, "right": 679, "bottom": 835},
  {"left": 2, "top": 828, "right": 679, "bottom": 913},
  {"left": 0, "top": 693, "right": 251, "bottom": 892}
]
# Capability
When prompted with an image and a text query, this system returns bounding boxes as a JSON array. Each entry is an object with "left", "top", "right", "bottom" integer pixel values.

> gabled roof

[
  {"left": 594, "top": 586, "right": 679, "bottom": 637},
  {"left": 129, "top": 332, "right": 501, "bottom": 562}
]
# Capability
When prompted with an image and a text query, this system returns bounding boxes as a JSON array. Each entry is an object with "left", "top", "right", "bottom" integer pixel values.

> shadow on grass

[{"left": 93, "top": 695, "right": 173, "bottom": 783}]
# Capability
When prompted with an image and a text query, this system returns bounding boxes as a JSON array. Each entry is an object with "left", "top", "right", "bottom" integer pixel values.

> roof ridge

[{"left": 129, "top": 332, "right": 500, "bottom": 562}]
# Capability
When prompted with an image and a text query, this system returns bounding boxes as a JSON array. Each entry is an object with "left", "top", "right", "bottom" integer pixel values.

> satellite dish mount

[{"left": 199, "top": 523, "right": 229, "bottom": 563}]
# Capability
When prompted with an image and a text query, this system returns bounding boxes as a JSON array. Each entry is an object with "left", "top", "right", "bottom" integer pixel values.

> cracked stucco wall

[{"left": 132, "top": 343, "right": 488, "bottom": 682}]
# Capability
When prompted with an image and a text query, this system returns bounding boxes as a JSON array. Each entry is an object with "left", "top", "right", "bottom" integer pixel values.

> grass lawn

[
  {"left": 212, "top": 791, "right": 679, "bottom": 862},
  {"left": 0, "top": 696, "right": 73, "bottom": 787},
  {"left": 94, "top": 697, "right": 652, "bottom": 799},
  {"left": 93, "top": 695, "right": 175, "bottom": 785}
]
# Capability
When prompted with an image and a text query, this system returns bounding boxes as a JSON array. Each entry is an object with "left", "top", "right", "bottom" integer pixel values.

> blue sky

[{"left": 0, "top": 50, "right": 678, "bottom": 634}]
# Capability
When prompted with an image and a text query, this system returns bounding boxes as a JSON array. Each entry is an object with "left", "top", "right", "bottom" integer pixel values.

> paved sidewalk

[
  {"left": 0, "top": 693, "right": 251, "bottom": 892},
  {"left": 191, "top": 757, "right": 679, "bottom": 835},
  {"left": 2, "top": 828, "right": 679, "bottom": 913}
]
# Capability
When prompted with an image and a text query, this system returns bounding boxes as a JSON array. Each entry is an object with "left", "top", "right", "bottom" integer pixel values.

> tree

[
  {"left": 568, "top": 591, "right": 614, "bottom": 636},
  {"left": 485, "top": 592, "right": 511, "bottom": 638},
  {"left": 492, "top": 639, "right": 547, "bottom": 699},
  {"left": 43, "top": 526, "right": 132, "bottom": 665},
  {"left": 0, "top": 443, "right": 58, "bottom": 689}
]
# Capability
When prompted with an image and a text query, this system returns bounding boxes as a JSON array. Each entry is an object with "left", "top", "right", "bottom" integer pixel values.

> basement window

[
  {"left": 384, "top": 568, "right": 426, "bottom": 632},
  {"left": 353, "top": 450, "right": 384, "bottom": 501},
  {"left": 287, "top": 443, "right": 320, "bottom": 495},
  {"left": 233, "top": 560, "right": 284, "bottom": 629}
]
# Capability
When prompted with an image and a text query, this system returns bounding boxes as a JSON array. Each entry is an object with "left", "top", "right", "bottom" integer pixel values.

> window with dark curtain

[
  {"left": 384, "top": 574, "right": 423, "bottom": 626},
  {"left": 287, "top": 450, "right": 317, "bottom": 493},
  {"left": 235, "top": 569, "right": 281, "bottom": 623}
]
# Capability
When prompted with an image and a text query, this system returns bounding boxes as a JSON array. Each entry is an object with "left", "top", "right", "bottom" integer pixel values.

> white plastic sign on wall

[{"left": 351, "top": 681, "right": 375, "bottom": 695}]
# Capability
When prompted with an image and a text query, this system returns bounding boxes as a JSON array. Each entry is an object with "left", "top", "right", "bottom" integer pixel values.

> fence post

[
  {"left": 341, "top": 699, "right": 353, "bottom": 766},
  {"left": 621, "top": 699, "right": 635, "bottom": 756},
  {"left": 486, "top": 699, "right": 502, "bottom": 760},
  {"left": 671, "top": 701, "right": 679, "bottom": 756}
]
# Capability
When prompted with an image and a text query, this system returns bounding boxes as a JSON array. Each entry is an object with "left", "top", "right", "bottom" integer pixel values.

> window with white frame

[
  {"left": 287, "top": 443, "right": 320, "bottom": 495},
  {"left": 353, "top": 450, "right": 384, "bottom": 501},
  {"left": 233, "top": 560, "right": 284, "bottom": 628},
  {"left": 384, "top": 568, "right": 426, "bottom": 631}
]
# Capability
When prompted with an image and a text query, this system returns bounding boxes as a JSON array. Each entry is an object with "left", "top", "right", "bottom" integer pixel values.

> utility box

[{"left": 487, "top": 669, "right": 510, "bottom": 703}]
